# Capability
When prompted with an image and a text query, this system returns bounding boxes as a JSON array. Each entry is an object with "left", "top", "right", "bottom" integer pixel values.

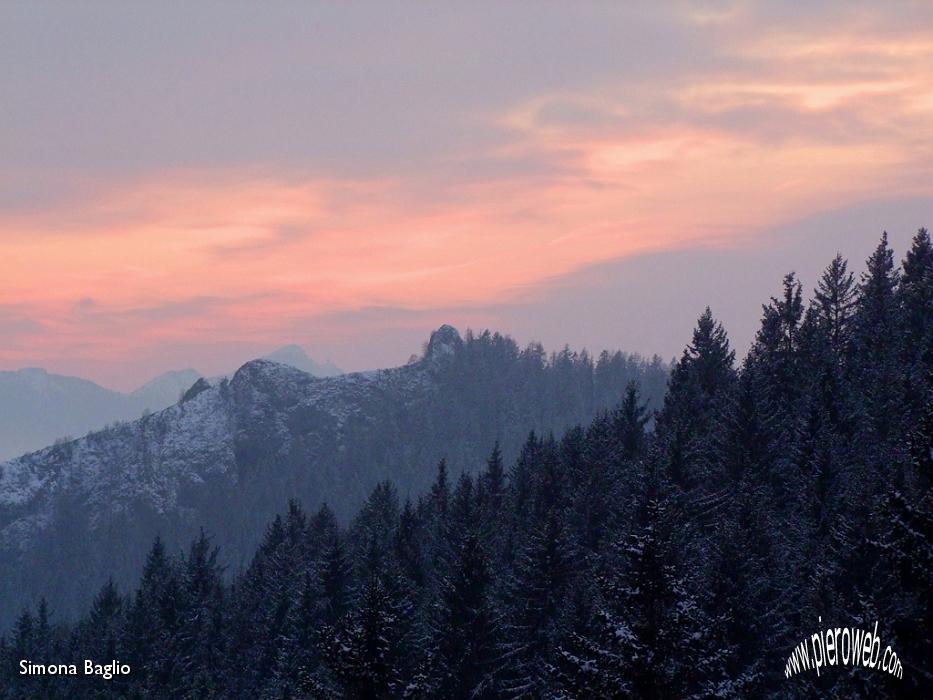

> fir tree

[
  {"left": 814, "top": 254, "right": 857, "bottom": 361},
  {"left": 898, "top": 228, "right": 933, "bottom": 414},
  {"left": 319, "top": 531, "right": 353, "bottom": 629},
  {"left": 481, "top": 441, "right": 506, "bottom": 517},
  {"left": 657, "top": 307, "right": 736, "bottom": 491},
  {"left": 614, "top": 381, "right": 649, "bottom": 462},
  {"left": 500, "top": 509, "right": 573, "bottom": 699},
  {"left": 557, "top": 461, "right": 722, "bottom": 699},
  {"left": 426, "top": 534, "right": 501, "bottom": 699},
  {"left": 175, "top": 530, "right": 226, "bottom": 697},
  {"left": 323, "top": 575, "right": 400, "bottom": 700},
  {"left": 430, "top": 459, "right": 451, "bottom": 520},
  {"left": 852, "top": 232, "right": 905, "bottom": 483}
]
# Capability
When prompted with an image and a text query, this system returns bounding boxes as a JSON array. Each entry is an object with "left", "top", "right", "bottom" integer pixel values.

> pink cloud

[{"left": 2, "top": 17, "right": 932, "bottom": 388}]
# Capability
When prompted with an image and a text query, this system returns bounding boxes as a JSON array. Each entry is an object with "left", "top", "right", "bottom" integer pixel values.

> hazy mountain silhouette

[{"left": 263, "top": 344, "right": 342, "bottom": 377}]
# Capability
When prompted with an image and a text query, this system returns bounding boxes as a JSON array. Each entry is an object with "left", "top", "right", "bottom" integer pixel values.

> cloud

[
  {"left": 1, "top": 2, "right": 931, "bottom": 387},
  {"left": 0, "top": 306, "right": 45, "bottom": 338}
]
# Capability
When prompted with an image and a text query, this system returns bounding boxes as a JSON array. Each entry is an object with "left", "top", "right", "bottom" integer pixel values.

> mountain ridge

[
  {"left": 0, "top": 326, "right": 668, "bottom": 626},
  {"left": 0, "top": 346, "right": 342, "bottom": 461}
]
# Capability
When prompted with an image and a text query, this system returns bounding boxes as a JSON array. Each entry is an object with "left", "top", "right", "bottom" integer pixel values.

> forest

[{"left": 2, "top": 230, "right": 931, "bottom": 699}]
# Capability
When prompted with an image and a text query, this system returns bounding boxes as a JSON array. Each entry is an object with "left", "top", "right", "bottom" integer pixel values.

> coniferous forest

[{"left": 2, "top": 230, "right": 931, "bottom": 699}]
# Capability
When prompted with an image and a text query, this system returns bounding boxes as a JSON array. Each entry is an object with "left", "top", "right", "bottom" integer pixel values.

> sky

[{"left": 1, "top": 1, "right": 932, "bottom": 390}]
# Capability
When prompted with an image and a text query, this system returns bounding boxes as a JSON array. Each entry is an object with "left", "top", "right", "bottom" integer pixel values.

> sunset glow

[{"left": 2, "top": 3, "right": 932, "bottom": 387}]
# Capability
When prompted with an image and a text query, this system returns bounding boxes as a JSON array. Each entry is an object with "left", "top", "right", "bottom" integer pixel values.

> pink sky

[{"left": 1, "top": 3, "right": 932, "bottom": 389}]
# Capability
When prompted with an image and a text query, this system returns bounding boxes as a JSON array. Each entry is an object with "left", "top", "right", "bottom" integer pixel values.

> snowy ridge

[
  {"left": 0, "top": 356, "right": 428, "bottom": 543},
  {"left": 0, "top": 377, "right": 235, "bottom": 547},
  {"left": 0, "top": 329, "right": 463, "bottom": 625},
  {"left": 0, "top": 323, "right": 670, "bottom": 628}
]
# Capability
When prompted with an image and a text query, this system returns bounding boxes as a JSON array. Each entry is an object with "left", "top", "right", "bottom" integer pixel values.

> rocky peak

[
  {"left": 425, "top": 325, "right": 463, "bottom": 363},
  {"left": 180, "top": 377, "right": 212, "bottom": 404}
]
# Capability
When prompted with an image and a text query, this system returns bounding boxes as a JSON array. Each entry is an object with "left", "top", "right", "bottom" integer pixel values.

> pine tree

[
  {"left": 852, "top": 232, "right": 905, "bottom": 483},
  {"left": 394, "top": 499, "right": 427, "bottom": 590},
  {"left": 319, "top": 530, "right": 353, "bottom": 629},
  {"left": 430, "top": 459, "right": 451, "bottom": 520},
  {"left": 426, "top": 534, "right": 501, "bottom": 699},
  {"left": 500, "top": 508, "right": 573, "bottom": 699},
  {"left": 11, "top": 608, "right": 34, "bottom": 681},
  {"left": 814, "top": 254, "right": 857, "bottom": 361},
  {"left": 72, "top": 579, "right": 126, "bottom": 698},
  {"left": 309, "top": 503, "right": 339, "bottom": 560},
  {"left": 704, "top": 485, "right": 781, "bottom": 698},
  {"left": 269, "top": 571, "right": 322, "bottom": 700},
  {"left": 352, "top": 482, "right": 400, "bottom": 581},
  {"left": 864, "top": 391, "right": 933, "bottom": 695},
  {"left": 683, "top": 306, "right": 736, "bottom": 398},
  {"left": 6, "top": 603, "right": 68, "bottom": 700},
  {"left": 175, "top": 530, "right": 226, "bottom": 697},
  {"left": 615, "top": 381, "right": 649, "bottom": 461},
  {"left": 481, "top": 442, "right": 506, "bottom": 518},
  {"left": 323, "top": 575, "right": 400, "bottom": 700},
  {"left": 502, "top": 432, "right": 541, "bottom": 566},
  {"left": 750, "top": 272, "right": 804, "bottom": 405},
  {"left": 656, "top": 307, "right": 736, "bottom": 492},
  {"left": 556, "top": 462, "right": 722, "bottom": 699},
  {"left": 743, "top": 273, "right": 808, "bottom": 510},
  {"left": 569, "top": 416, "right": 619, "bottom": 554},
  {"left": 477, "top": 442, "right": 509, "bottom": 561},
  {"left": 124, "top": 536, "right": 181, "bottom": 695},
  {"left": 898, "top": 228, "right": 933, "bottom": 414}
]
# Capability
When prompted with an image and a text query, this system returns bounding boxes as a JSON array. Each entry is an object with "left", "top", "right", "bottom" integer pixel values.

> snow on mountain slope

[
  {"left": 0, "top": 379, "right": 232, "bottom": 549},
  {"left": 0, "top": 348, "right": 338, "bottom": 463},
  {"left": 0, "top": 367, "right": 205, "bottom": 462},
  {"left": 0, "top": 359, "right": 383, "bottom": 541},
  {"left": 0, "top": 331, "right": 455, "bottom": 625},
  {"left": 0, "top": 325, "right": 669, "bottom": 628}
]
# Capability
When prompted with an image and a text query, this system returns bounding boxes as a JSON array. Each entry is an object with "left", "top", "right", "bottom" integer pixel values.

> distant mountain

[
  {"left": 263, "top": 345, "right": 342, "bottom": 377},
  {"left": 0, "top": 326, "right": 668, "bottom": 626},
  {"left": 0, "top": 368, "right": 128, "bottom": 462},
  {"left": 0, "top": 368, "right": 205, "bottom": 462},
  {"left": 129, "top": 369, "right": 203, "bottom": 412}
]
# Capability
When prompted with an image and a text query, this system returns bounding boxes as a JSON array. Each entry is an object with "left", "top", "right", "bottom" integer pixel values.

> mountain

[
  {"left": 0, "top": 347, "right": 338, "bottom": 462},
  {"left": 0, "top": 368, "right": 206, "bottom": 462},
  {"left": 0, "top": 326, "right": 668, "bottom": 626},
  {"left": 129, "top": 368, "right": 203, "bottom": 412},
  {"left": 0, "top": 368, "right": 129, "bottom": 462},
  {"left": 263, "top": 344, "right": 342, "bottom": 377}
]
